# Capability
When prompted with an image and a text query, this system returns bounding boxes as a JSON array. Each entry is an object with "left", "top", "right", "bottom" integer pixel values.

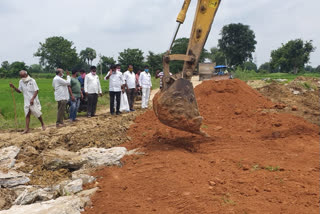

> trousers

[
  {"left": 87, "top": 93, "right": 98, "bottom": 116},
  {"left": 126, "top": 88, "right": 135, "bottom": 110},
  {"left": 69, "top": 98, "right": 80, "bottom": 121},
  {"left": 141, "top": 87, "right": 151, "bottom": 109},
  {"left": 109, "top": 91, "right": 121, "bottom": 113},
  {"left": 57, "top": 100, "right": 67, "bottom": 125}
]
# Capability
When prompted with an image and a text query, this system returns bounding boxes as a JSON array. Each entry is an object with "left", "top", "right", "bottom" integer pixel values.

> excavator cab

[{"left": 153, "top": 0, "right": 221, "bottom": 136}]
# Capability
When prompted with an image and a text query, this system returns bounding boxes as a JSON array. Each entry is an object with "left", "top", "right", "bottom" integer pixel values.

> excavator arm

[{"left": 153, "top": 0, "right": 221, "bottom": 136}]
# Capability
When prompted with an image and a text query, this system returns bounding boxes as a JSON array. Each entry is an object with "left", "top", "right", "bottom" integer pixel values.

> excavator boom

[{"left": 153, "top": 0, "right": 221, "bottom": 136}]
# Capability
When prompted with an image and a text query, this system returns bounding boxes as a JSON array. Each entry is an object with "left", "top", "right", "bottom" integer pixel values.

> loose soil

[
  {"left": 83, "top": 79, "right": 319, "bottom": 214},
  {"left": 256, "top": 77, "right": 320, "bottom": 126},
  {"left": 0, "top": 111, "right": 142, "bottom": 186}
]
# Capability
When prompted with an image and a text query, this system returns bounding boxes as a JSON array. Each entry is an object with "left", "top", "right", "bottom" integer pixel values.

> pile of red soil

[{"left": 84, "top": 79, "right": 319, "bottom": 214}]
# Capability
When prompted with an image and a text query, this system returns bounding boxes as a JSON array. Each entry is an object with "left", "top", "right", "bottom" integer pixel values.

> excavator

[{"left": 153, "top": 0, "right": 221, "bottom": 136}]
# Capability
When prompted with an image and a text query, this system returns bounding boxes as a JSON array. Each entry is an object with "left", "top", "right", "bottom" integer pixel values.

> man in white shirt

[
  {"left": 139, "top": 66, "right": 152, "bottom": 109},
  {"left": 156, "top": 69, "right": 172, "bottom": 89},
  {"left": 104, "top": 65, "right": 124, "bottom": 115},
  {"left": 9, "top": 70, "right": 45, "bottom": 134},
  {"left": 84, "top": 66, "right": 102, "bottom": 117},
  {"left": 52, "top": 68, "right": 70, "bottom": 127},
  {"left": 123, "top": 64, "right": 137, "bottom": 111}
]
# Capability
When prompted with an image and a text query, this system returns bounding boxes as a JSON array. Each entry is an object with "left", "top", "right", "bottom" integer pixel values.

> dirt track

[{"left": 83, "top": 79, "right": 319, "bottom": 214}]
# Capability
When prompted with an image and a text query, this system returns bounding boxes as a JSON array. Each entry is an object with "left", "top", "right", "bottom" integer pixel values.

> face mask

[
  {"left": 92, "top": 71, "right": 96, "bottom": 75},
  {"left": 61, "top": 73, "right": 64, "bottom": 78},
  {"left": 145, "top": 69, "right": 149, "bottom": 73},
  {"left": 116, "top": 69, "right": 120, "bottom": 72},
  {"left": 128, "top": 68, "right": 133, "bottom": 72}
]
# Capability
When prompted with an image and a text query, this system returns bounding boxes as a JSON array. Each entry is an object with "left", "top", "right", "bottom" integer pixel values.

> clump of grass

[
  {"left": 264, "top": 166, "right": 280, "bottom": 172},
  {"left": 251, "top": 164, "right": 261, "bottom": 171},
  {"left": 221, "top": 193, "right": 236, "bottom": 206},
  {"left": 201, "top": 124, "right": 208, "bottom": 129}
]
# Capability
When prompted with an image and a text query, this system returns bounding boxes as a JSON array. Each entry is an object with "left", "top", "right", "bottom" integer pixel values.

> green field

[
  {"left": 234, "top": 70, "right": 320, "bottom": 81},
  {"left": 0, "top": 76, "right": 160, "bottom": 129},
  {"left": 2, "top": 72, "right": 318, "bottom": 130}
]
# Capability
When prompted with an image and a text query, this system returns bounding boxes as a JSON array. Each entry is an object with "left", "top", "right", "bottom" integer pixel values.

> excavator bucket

[{"left": 153, "top": 78, "right": 208, "bottom": 136}]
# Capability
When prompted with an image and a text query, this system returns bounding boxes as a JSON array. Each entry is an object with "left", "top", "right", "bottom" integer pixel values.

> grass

[
  {"left": 0, "top": 76, "right": 160, "bottom": 129},
  {"left": 234, "top": 70, "right": 320, "bottom": 82}
]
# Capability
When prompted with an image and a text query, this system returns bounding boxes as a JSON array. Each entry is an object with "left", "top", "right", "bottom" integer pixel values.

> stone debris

[
  {"left": 42, "top": 149, "right": 85, "bottom": 171},
  {"left": 72, "top": 172, "right": 95, "bottom": 185},
  {"left": 14, "top": 188, "right": 57, "bottom": 205},
  {"left": 60, "top": 179, "right": 83, "bottom": 195},
  {"left": 0, "top": 195, "right": 88, "bottom": 214},
  {"left": 79, "top": 147, "right": 127, "bottom": 167},
  {"left": 0, "top": 146, "right": 20, "bottom": 169},
  {"left": 0, "top": 170, "right": 30, "bottom": 188}
]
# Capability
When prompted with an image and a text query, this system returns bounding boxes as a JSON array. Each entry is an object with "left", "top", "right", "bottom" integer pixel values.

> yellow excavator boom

[{"left": 153, "top": 0, "right": 221, "bottom": 136}]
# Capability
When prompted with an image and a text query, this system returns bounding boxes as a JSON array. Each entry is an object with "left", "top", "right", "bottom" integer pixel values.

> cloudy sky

[{"left": 0, "top": 0, "right": 319, "bottom": 67}]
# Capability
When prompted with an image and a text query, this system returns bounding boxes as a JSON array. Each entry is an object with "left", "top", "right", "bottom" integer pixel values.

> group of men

[{"left": 9, "top": 64, "right": 153, "bottom": 133}]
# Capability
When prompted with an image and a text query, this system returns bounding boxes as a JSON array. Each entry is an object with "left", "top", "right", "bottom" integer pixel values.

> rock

[
  {"left": 0, "top": 170, "right": 30, "bottom": 188},
  {"left": 14, "top": 188, "right": 57, "bottom": 205},
  {"left": 213, "top": 126, "right": 223, "bottom": 131},
  {"left": 234, "top": 109, "right": 242, "bottom": 115},
  {"left": 72, "top": 172, "right": 95, "bottom": 185},
  {"left": 23, "top": 146, "right": 39, "bottom": 156},
  {"left": 0, "top": 196, "right": 87, "bottom": 214},
  {"left": 61, "top": 179, "right": 83, "bottom": 195},
  {"left": 208, "top": 181, "right": 216, "bottom": 186},
  {"left": 292, "top": 106, "right": 298, "bottom": 111},
  {"left": 0, "top": 146, "right": 20, "bottom": 169},
  {"left": 76, "top": 187, "right": 98, "bottom": 198},
  {"left": 292, "top": 90, "right": 300, "bottom": 95},
  {"left": 274, "top": 103, "right": 286, "bottom": 109},
  {"left": 42, "top": 149, "right": 85, "bottom": 171},
  {"left": 0, "top": 198, "right": 5, "bottom": 210},
  {"left": 79, "top": 147, "right": 127, "bottom": 167}
]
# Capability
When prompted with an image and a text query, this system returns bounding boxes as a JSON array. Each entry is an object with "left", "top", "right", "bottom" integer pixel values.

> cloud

[{"left": 0, "top": 0, "right": 319, "bottom": 67}]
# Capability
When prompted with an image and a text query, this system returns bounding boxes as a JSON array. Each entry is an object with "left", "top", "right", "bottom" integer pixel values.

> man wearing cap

[
  {"left": 84, "top": 66, "right": 102, "bottom": 117},
  {"left": 9, "top": 70, "right": 45, "bottom": 134}
]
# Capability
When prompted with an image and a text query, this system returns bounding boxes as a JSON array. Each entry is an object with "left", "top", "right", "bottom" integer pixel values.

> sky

[{"left": 0, "top": 0, "right": 319, "bottom": 67}]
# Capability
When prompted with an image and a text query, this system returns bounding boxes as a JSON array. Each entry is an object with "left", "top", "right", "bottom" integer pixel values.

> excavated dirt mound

[
  {"left": 83, "top": 79, "right": 319, "bottom": 214},
  {"left": 257, "top": 77, "right": 320, "bottom": 126}
]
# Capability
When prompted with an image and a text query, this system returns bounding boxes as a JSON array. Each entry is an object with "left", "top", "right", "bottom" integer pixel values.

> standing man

[
  {"left": 104, "top": 65, "right": 124, "bottom": 115},
  {"left": 68, "top": 69, "right": 83, "bottom": 122},
  {"left": 139, "top": 66, "right": 152, "bottom": 109},
  {"left": 84, "top": 66, "right": 102, "bottom": 118},
  {"left": 156, "top": 69, "right": 172, "bottom": 89},
  {"left": 123, "top": 64, "right": 136, "bottom": 111},
  {"left": 52, "top": 68, "right": 70, "bottom": 127},
  {"left": 9, "top": 70, "right": 45, "bottom": 134}
]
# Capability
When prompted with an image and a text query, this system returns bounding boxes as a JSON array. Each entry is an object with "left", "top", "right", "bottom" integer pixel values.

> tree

[
  {"left": 1, "top": 61, "right": 10, "bottom": 70},
  {"left": 118, "top": 48, "right": 144, "bottom": 72},
  {"left": 34, "top": 36, "right": 78, "bottom": 70},
  {"left": 243, "top": 61, "right": 257, "bottom": 72},
  {"left": 98, "top": 55, "right": 116, "bottom": 73},
  {"left": 270, "top": 39, "right": 315, "bottom": 74},
  {"left": 218, "top": 23, "right": 257, "bottom": 67},
  {"left": 258, "top": 62, "right": 271, "bottom": 73},
  {"left": 29, "top": 64, "right": 44, "bottom": 73},
  {"left": 207, "top": 47, "right": 226, "bottom": 65},
  {"left": 146, "top": 51, "right": 163, "bottom": 75},
  {"left": 80, "top": 47, "right": 97, "bottom": 65},
  {"left": 170, "top": 37, "right": 208, "bottom": 73}
]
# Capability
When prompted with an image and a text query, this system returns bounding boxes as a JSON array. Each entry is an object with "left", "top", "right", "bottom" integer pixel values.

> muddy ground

[
  {"left": 0, "top": 77, "right": 319, "bottom": 213},
  {"left": 83, "top": 79, "right": 319, "bottom": 214}
]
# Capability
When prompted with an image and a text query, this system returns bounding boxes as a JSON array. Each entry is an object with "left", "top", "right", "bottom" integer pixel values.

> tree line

[{"left": 0, "top": 23, "right": 318, "bottom": 78}]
